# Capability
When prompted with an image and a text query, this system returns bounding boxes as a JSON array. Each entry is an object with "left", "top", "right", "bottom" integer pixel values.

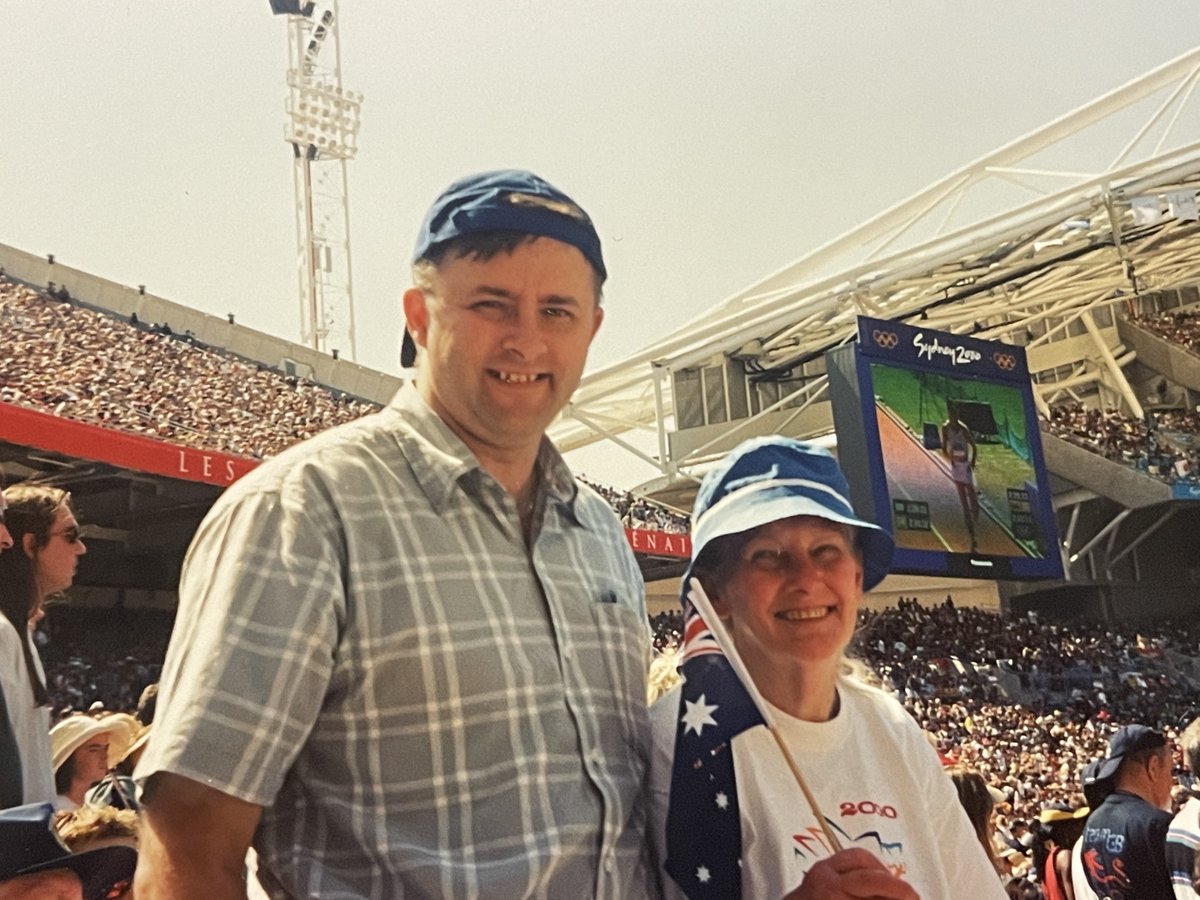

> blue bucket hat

[
  {"left": 403, "top": 170, "right": 604, "bottom": 367},
  {"left": 688, "top": 436, "right": 894, "bottom": 591}
]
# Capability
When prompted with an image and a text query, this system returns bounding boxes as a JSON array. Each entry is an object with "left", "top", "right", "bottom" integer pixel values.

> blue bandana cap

[
  {"left": 412, "top": 169, "right": 605, "bottom": 279},
  {"left": 688, "top": 436, "right": 895, "bottom": 591},
  {"left": 402, "top": 169, "right": 604, "bottom": 369}
]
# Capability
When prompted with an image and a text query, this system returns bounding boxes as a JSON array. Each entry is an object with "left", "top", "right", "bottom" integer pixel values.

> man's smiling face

[{"left": 404, "top": 236, "right": 602, "bottom": 464}]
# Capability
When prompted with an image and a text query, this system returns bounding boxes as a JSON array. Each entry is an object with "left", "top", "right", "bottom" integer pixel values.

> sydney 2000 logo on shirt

[{"left": 791, "top": 800, "right": 908, "bottom": 879}]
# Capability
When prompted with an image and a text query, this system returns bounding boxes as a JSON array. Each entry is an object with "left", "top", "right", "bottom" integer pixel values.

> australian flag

[{"left": 664, "top": 591, "right": 767, "bottom": 898}]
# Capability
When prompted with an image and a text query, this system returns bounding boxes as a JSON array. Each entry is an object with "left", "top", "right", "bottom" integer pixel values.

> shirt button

[{"left": 603, "top": 851, "right": 615, "bottom": 872}]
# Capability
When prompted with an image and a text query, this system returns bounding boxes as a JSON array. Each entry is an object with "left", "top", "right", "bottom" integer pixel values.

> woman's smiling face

[{"left": 710, "top": 515, "right": 863, "bottom": 675}]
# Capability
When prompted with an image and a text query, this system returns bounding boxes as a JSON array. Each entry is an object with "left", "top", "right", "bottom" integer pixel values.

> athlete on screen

[{"left": 941, "top": 404, "right": 981, "bottom": 552}]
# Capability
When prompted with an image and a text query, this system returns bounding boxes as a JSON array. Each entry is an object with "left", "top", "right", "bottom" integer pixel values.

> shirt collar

[{"left": 387, "top": 385, "right": 581, "bottom": 521}]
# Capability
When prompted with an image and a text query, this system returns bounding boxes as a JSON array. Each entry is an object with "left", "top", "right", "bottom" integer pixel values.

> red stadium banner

[
  {"left": 625, "top": 528, "right": 691, "bottom": 559},
  {"left": 0, "top": 402, "right": 694, "bottom": 554},
  {"left": 0, "top": 401, "right": 258, "bottom": 487}
]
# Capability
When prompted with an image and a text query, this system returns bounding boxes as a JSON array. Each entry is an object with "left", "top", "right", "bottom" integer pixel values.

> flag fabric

[
  {"left": 664, "top": 592, "right": 767, "bottom": 899},
  {"left": 1168, "top": 189, "right": 1199, "bottom": 222},
  {"left": 1131, "top": 195, "right": 1163, "bottom": 226}
]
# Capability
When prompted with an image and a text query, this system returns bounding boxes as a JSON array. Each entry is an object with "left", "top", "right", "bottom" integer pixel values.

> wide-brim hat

[
  {"left": 1038, "top": 803, "right": 1089, "bottom": 824},
  {"left": 402, "top": 169, "right": 605, "bottom": 368},
  {"left": 50, "top": 713, "right": 138, "bottom": 772},
  {"left": 0, "top": 803, "right": 136, "bottom": 900},
  {"left": 118, "top": 722, "right": 152, "bottom": 768},
  {"left": 1092, "top": 723, "right": 1166, "bottom": 783},
  {"left": 687, "top": 436, "right": 894, "bottom": 591}
]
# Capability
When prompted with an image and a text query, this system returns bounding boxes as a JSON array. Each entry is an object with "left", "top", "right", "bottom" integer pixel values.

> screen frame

[{"left": 828, "top": 316, "right": 1063, "bottom": 581}]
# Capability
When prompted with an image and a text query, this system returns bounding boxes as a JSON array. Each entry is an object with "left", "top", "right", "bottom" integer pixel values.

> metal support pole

[
  {"left": 652, "top": 366, "right": 673, "bottom": 479},
  {"left": 1105, "top": 507, "right": 1173, "bottom": 579},
  {"left": 1082, "top": 310, "right": 1142, "bottom": 419},
  {"left": 1068, "top": 508, "right": 1131, "bottom": 564}
]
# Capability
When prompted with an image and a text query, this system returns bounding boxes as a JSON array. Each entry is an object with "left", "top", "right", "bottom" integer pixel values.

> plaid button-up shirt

[{"left": 139, "top": 387, "right": 654, "bottom": 898}]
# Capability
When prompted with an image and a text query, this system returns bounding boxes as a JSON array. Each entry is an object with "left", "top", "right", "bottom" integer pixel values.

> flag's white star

[
  {"left": 682, "top": 694, "right": 719, "bottom": 736},
  {"left": 696, "top": 865, "right": 712, "bottom": 884},
  {"left": 714, "top": 791, "right": 729, "bottom": 810}
]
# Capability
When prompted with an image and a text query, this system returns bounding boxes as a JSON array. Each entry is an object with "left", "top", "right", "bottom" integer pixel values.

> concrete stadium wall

[
  {"left": 668, "top": 401, "right": 835, "bottom": 462},
  {"left": 0, "top": 241, "right": 404, "bottom": 405}
]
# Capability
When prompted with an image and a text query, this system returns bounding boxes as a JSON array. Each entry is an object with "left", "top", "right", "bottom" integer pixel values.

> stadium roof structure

[{"left": 551, "top": 47, "right": 1200, "bottom": 509}]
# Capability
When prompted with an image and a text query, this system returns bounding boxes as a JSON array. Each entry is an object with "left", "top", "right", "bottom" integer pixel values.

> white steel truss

[{"left": 551, "top": 48, "right": 1200, "bottom": 502}]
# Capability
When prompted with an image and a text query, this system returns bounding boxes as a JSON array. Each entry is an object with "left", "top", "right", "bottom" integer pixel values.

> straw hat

[
  {"left": 50, "top": 713, "right": 138, "bottom": 772},
  {"left": 118, "top": 722, "right": 152, "bottom": 767}
]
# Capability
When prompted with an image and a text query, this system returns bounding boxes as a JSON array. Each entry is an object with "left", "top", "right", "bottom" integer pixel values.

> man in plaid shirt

[{"left": 135, "top": 171, "right": 653, "bottom": 899}]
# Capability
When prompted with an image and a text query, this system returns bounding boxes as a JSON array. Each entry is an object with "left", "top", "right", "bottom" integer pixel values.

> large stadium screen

[{"left": 827, "top": 316, "right": 1063, "bottom": 581}]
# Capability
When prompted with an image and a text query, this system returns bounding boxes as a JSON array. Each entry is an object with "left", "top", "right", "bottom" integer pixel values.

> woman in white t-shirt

[{"left": 648, "top": 436, "right": 1006, "bottom": 900}]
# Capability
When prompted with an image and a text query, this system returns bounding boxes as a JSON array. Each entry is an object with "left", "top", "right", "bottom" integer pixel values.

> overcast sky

[{"left": 6, "top": 3, "right": 1200, "bottom": 381}]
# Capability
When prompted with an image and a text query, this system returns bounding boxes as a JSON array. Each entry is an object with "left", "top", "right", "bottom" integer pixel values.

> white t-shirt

[
  {"left": 649, "top": 676, "right": 1007, "bottom": 900},
  {"left": 1071, "top": 836, "right": 1103, "bottom": 900},
  {"left": 0, "top": 616, "right": 55, "bottom": 804}
]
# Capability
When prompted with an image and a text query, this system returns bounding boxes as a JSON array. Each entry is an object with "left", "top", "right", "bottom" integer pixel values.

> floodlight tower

[{"left": 272, "top": 0, "right": 362, "bottom": 360}]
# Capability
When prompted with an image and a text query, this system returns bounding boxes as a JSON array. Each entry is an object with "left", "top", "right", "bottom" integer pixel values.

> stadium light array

[{"left": 285, "top": 74, "right": 362, "bottom": 159}]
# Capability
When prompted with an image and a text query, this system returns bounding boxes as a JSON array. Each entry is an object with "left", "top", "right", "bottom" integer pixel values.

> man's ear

[
  {"left": 22, "top": 532, "right": 36, "bottom": 559},
  {"left": 402, "top": 287, "right": 431, "bottom": 350}
]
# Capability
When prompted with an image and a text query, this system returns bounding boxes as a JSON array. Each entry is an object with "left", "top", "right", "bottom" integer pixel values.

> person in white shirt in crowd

[{"left": 0, "top": 486, "right": 87, "bottom": 807}]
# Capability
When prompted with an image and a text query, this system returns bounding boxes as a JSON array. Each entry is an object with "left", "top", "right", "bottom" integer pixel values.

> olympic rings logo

[
  {"left": 993, "top": 352, "right": 1016, "bottom": 371},
  {"left": 872, "top": 330, "right": 899, "bottom": 349}
]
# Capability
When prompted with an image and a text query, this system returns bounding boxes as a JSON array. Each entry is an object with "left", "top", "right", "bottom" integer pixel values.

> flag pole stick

[{"left": 687, "top": 578, "right": 844, "bottom": 853}]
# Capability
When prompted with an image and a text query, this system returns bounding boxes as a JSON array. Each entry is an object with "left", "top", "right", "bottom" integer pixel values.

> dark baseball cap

[
  {"left": 401, "top": 169, "right": 605, "bottom": 368},
  {"left": 0, "top": 802, "right": 136, "bottom": 900},
  {"left": 1092, "top": 724, "right": 1167, "bottom": 782}
]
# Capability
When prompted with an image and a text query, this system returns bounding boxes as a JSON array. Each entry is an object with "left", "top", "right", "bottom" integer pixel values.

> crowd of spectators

[
  {"left": 1131, "top": 307, "right": 1200, "bottom": 353},
  {"left": 1037, "top": 306, "right": 1200, "bottom": 485},
  {"left": 3, "top": 277, "right": 695, "bottom": 534},
  {"left": 1043, "top": 400, "right": 1200, "bottom": 483},
  {"left": 1, "top": 277, "right": 378, "bottom": 458},
  {"left": 577, "top": 476, "right": 690, "bottom": 533},
  {"left": 39, "top": 593, "right": 1198, "bottom": 830},
  {"left": 38, "top": 606, "right": 173, "bottom": 721},
  {"left": 853, "top": 598, "right": 1200, "bottom": 823},
  {"left": 649, "top": 596, "right": 1200, "bottom": 830}
]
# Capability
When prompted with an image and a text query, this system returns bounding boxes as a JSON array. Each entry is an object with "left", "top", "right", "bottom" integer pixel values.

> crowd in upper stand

[
  {"left": 18, "top": 270, "right": 1200, "bottom": 518},
  {"left": 1, "top": 276, "right": 688, "bottom": 531},
  {"left": 0, "top": 278, "right": 378, "bottom": 458},
  {"left": 1037, "top": 305, "right": 1200, "bottom": 484},
  {"left": 1043, "top": 401, "right": 1200, "bottom": 483},
  {"left": 1132, "top": 306, "right": 1200, "bottom": 351},
  {"left": 577, "top": 477, "right": 691, "bottom": 533}
]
